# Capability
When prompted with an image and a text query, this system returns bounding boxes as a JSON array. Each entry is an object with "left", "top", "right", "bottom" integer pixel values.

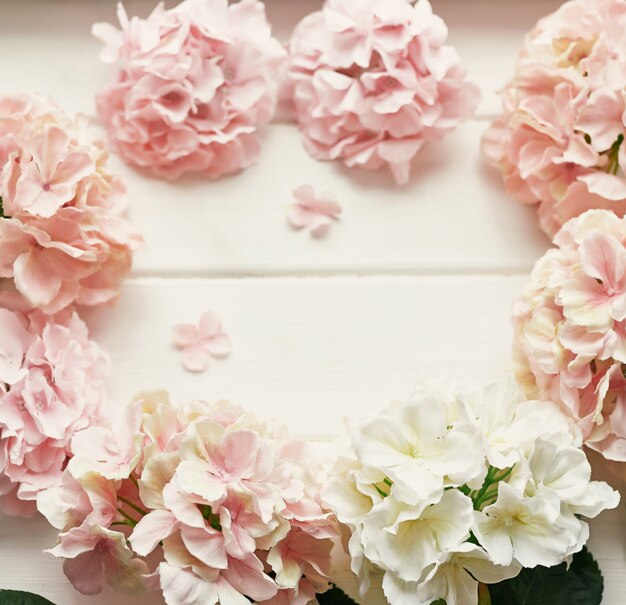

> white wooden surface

[{"left": 1, "top": 1, "right": 624, "bottom": 604}]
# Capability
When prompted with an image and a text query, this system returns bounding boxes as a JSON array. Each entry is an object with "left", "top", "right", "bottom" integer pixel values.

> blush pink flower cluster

[
  {"left": 0, "top": 93, "right": 141, "bottom": 313},
  {"left": 38, "top": 391, "right": 337, "bottom": 604},
  {"left": 285, "top": 0, "right": 480, "bottom": 185},
  {"left": 513, "top": 209, "right": 626, "bottom": 461},
  {"left": 93, "top": 0, "right": 287, "bottom": 180},
  {"left": 0, "top": 307, "right": 109, "bottom": 517},
  {"left": 483, "top": 0, "right": 626, "bottom": 237}
]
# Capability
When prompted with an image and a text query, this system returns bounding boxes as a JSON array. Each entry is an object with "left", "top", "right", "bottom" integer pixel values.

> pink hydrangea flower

[
  {"left": 0, "top": 93, "right": 141, "bottom": 313},
  {"left": 0, "top": 308, "right": 109, "bottom": 516},
  {"left": 93, "top": 0, "right": 286, "bottom": 180},
  {"left": 287, "top": 185, "right": 342, "bottom": 238},
  {"left": 38, "top": 461, "right": 149, "bottom": 596},
  {"left": 483, "top": 0, "right": 626, "bottom": 237},
  {"left": 513, "top": 209, "right": 626, "bottom": 461},
  {"left": 172, "top": 311, "right": 232, "bottom": 373},
  {"left": 284, "top": 0, "right": 480, "bottom": 185},
  {"left": 37, "top": 392, "right": 338, "bottom": 604}
]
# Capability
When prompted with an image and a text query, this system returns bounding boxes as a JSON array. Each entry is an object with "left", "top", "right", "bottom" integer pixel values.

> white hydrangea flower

[
  {"left": 416, "top": 543, "right": 521, "bottom": 605},
  {"left": 460, "top": 378, "right": 580, "bottom": 467},
  {"left": 352, "top": 393, "right": 486, "bottom": 505},
  {"left": 473, "top": 481, "right": 571, "bottom": 568},
  {"left": 361, "top": 490, "right": 474, "bottom": 583},
  {"left": 323, "top": 377, "right": 620, "bottom": 605}
]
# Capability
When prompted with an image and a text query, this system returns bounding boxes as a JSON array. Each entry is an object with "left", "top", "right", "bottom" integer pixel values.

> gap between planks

[{"left": 128, "top": 266, "right": 534, "bottom": 281}]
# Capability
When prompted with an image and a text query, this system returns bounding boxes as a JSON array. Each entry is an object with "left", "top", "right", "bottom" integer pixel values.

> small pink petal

[
  {"left": 287, "top": 204, "right": 314, "bottom": 229},
  {"left": 182, "top": 344, "right": 210, "bottom": 373},
  {"left": 198, "top": 311, "right": 222, "bottom": 338},
  {"left": 287, "top": 185, "right": 342, "bottom": 237},
  {"left": 63, "top": 550, "right": 104, "bottom": 596},
  {"left": 13, "top": 250, "right": 63, "bottom": 309},
  {"left": 292, "top": 184, "right": 316, "bottom": 206},
  {"left": 309, "top": 215, "right": 333, "bottom": 238},
  {"left": 579, "top": 172, "right": 626, "bottom": 201},
  {"left": 130, "top": 510, "right": 179, "bottom": 557},
  {"left": 174, "top": 311, "right": 232, "bottom": 373},
  {"left": 222, "top": 555, "right": 278, "bottom": 602},
  {"left": 172, "top": 324, "right": 200, "bottom": 347},
  {"left": 205, "top": 333, "right": 232, "bottom": 358},
  {"left": 314, "top": 192, "right": 342, "bottom": 217},
  {"left": 180, "top": 525, "right": 228, "bottom": 569},
  {"left": 389, "top": 160, "right": 411, "bottom": 186},
  {"left": 159, "top": 563, "right": 219, "bottom": 605},
  {"left": 222, "top": 431, "right": 260, "bottom": 477}
]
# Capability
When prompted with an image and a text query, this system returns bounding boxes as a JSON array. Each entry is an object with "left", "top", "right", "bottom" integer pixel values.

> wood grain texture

[
  {"left": 0, "top": 1, "right": 624, "bottom": 605},
  {"left": 81, "top": 276, "right": 526, "bottom": 437},
  {"left": 117, "top": 121, "right": 550, "bottom": 278}
]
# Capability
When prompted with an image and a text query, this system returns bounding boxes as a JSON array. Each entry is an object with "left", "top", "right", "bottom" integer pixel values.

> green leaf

[
  {"left": 489, "top": 547, "right": 603, "bottom": 605},
  {"left": 0, "top": 591, "right": 56, "bottom": 605},
  {"left": 317, "top": 585, "right": 359, "bottom": 605}
]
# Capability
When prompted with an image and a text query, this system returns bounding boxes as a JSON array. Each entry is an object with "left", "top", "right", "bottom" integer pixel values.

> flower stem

[
  {"left": 478, "top": 583, "right": 492, "bottom": 605},
  {"left": 116, "top": 508, "right": 138, "bottom": 526},
  {"left": 474, "top": 488, "right": 499, "bottom": 510},
  {"left": 112, "top": 519, "right": 137, "bottom": 528},
  {"left": 471, "top": 465, "right": 513, "bottom": 511},
  {"left": 118, "top": 495, "right": 148, "bottom": 517},
  {"left": 604, "top": 134, "right": 624, "bottom": 175},
  {"left": 374, "top": 485, "right": 388, "bottom": 498}
]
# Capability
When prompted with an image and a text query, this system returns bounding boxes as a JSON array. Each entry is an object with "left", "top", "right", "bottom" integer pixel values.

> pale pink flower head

[
  {"left": 287, "top": 185, "right": 342, "bottom": 238},
  {"left": 513, "top": 209, "right": 626, "bottom": 461},
  {"left": 38, "top": 392, "right": 338, "bottom": 604},
  {"left": 172, "top": 310, "right": 232, "bottom": 373},
  {"left": 38, "top": 450, "right": 150, "bottom": 596},
  {"left": 93, "top": 0, "right": 287, "bottom": 180},
  {"left": 0, "top": 92, "right": 141, "bottom": 313},
  {"left": 0, "top": 307, "right": 109, "bottom": 516},
  {"left": 285, "top": 0, "right": 479, "bottom": 185},
  {"left": 483, "top": 0, "right": 626, "bottom": 237}
]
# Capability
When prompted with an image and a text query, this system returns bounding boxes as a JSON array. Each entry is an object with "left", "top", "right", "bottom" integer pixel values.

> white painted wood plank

[
  {"left": 81, "top": 276, "right": 527, "bottom": 435},
  {"left": 1, "top": 276, "right": 625, "bottom": 604},
  {"left": 112, "top": 121, "right": 549, "bottom": 277}
]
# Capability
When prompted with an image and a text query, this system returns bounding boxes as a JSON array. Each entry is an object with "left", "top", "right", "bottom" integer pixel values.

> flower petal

[{"left": 182, "top": 344, "right": 211, "bottom": 373}]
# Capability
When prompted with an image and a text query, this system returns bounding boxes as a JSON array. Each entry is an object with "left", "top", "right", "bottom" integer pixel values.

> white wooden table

[{"left": 1, "top": 1, "right": 625, "bottom": 604}]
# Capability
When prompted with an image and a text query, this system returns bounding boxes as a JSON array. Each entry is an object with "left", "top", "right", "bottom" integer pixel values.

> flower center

[
  {"left": 381, "top": 76, "right": 396, "bottom": 91},
  {"left": 199, "top": 504, "right": 222, "bottom": 531},
  {"left": 161, "top": 90, "right": 183, "bottom": 106},
  {"left": 553, "top": 36, "right": 597, "bottom": 68},
  {"left": 95, "top": 538, "right": 113, "bottom": 555}
]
